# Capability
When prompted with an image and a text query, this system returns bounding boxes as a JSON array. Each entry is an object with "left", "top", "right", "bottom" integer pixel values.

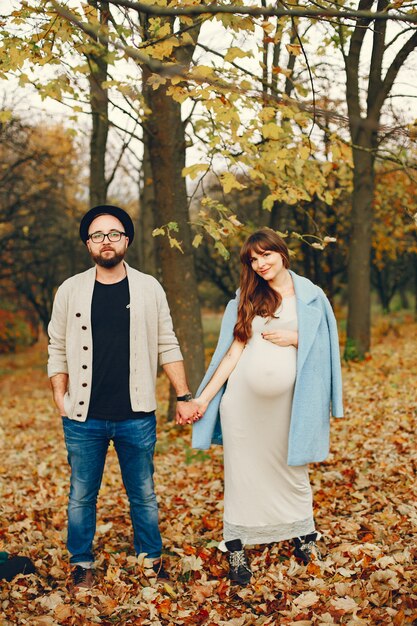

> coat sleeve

[
  {"left": 47, "top": 284, "right": 69, "bottom": 378},
  {"left": 192, "top": 297, "right": 237, "bottom": 449},
  {"left": 322, "top": 293, "right": 344, "bottom": 418}
]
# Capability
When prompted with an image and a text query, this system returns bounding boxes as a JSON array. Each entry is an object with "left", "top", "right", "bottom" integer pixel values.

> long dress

[{"left": 219, "top": 296, "right": 315, "bottom": 545}]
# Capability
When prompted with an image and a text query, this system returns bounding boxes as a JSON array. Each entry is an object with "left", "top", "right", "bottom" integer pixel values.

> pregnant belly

[{"left": 232, "top": 339, "right": 297, "bottom": 398}]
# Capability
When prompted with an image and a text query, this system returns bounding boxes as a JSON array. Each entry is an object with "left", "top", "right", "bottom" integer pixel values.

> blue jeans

[{"left": 62, "top": 416, "right": 162, "bottom": 564}]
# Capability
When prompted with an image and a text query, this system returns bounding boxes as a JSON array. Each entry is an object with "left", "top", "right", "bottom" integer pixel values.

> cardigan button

[
  {"left": 77, "top": 414, "right": 82, "bottom": 417},
  {"left": 82, "top": 326, "right": 87, "bottom": 330},
  {"left": 79, "top": 401, "right": 85, "bottom": 405},
  {"left": 82, "top": 365, "right": 87, "bottom": 369},
  {"left": 83, "top": 346, "right": 88, "bottom": 350},
  {"left": 76, "top": 313, "right": 81, "bottom": 317},
  {"left": 82, "top": 383, "right": 87, "bottom": 388}
]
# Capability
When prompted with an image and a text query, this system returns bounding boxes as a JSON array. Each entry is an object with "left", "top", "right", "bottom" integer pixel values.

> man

[{"left": 48, "top": 205, "right": 198, "bottom": 591}]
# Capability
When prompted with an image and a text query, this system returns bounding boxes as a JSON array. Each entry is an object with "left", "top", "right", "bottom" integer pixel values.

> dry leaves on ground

[{"left": 0, "top": 317, "right": 416, "bottom": 625}]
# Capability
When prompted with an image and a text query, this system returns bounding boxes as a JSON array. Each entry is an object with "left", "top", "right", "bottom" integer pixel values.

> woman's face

[{"left": 249, "top": 249, "right": 285, "bottom": 282}]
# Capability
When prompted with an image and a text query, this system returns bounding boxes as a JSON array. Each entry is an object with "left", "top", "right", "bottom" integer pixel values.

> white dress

[{"left": 220, "top": 296, "right": 315, "bottom": 545}]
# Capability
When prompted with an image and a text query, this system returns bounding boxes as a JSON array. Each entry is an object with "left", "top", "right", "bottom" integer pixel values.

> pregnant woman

[{"left": 189, "top": 228, "right": 344, "bottom": 585}]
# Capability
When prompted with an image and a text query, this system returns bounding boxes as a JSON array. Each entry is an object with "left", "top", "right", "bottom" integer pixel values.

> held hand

[
  {"left": 261, "top": 329, "right": 298, "bottom": 348},
  {"left": 194, "top": 396, "right": 209, "bottom": 417},
  {"left": 175, "top": 399, "right": 200, "bottom": 426}
]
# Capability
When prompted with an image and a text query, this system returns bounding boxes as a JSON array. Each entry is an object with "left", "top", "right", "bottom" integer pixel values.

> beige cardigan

[{"left": 47, "top": 263, "right": 183, "bottom": 420}]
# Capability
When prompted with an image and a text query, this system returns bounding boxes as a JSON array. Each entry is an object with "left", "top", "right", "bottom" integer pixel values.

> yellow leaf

[
  {"left": 192, "top": 234, "right": 203, "bottom": 248},
  {"left": 260, "top": 107, "right": 277, "bottom": 121},
  {"left": 262, "top": 122, "right": 282, "bottom": 140},
  {"left": 324, "top": 190, "right": 334, "bottom": 205},
  {"left": 191, "top": 65, "right": 216, "bottom": 81},
  {"left": 182, "top": 163, "right": 209, "bottom": 179},
  {"left": 286, "top": 43, "right": 302, "bottom": 56},
  {"left": 262, "top": 195, "right": 276, "bottom": 211},
  {"left": 166, "top": 84, "right": 188, "bottom": 103},
  {"left": 214, "top": 241, "right": 230, "bottom": 259},
  {"left": 82, "top": 3, "right": 97, "bottom": 20},
  {"left": 261, "top": 20, "right": 275, "bottom": 34},
  {"left": 150, "top": 37, "right": 178, "bottom": 60},
  {"left": 0, "top": 110, "right": 12, "bottom": 123},
  {"left": 156, "top": 22, "right": 172, "bottom": 38},
  {"left": 147, "top": 73, "right": 167, "bottom": 90},
  {"left": 219, "top": 172, "right": 247, "bottom": 194},
  {"left": 224, "top": 47, "right": 252, "bottom": 63},
  {"left": 179, "top": 15, "right": 195, "bottom": 26},
  {"left": 168, "top": 236, "right": 183, "bottom": 252},
  {"left": 164, "top": 582, "right": 177, "bottom": 598},
  {"left": 332, "top": 143, "right": 341, "bottom": 160},
  {"left": 180, "top": 32, "right": 195, "bottom": 46},
  {"left": 18, "top": 73, "right": 30, "bottom": 86}
]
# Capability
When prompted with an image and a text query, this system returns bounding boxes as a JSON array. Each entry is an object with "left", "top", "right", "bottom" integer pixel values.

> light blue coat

[{"left": 192, "top": 270, "right": 344, "bottom": 466}]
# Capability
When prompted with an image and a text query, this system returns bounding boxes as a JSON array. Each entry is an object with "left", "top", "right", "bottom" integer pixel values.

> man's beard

[{"left": 90, "top": 249, "right": 126, "bottom": 268}]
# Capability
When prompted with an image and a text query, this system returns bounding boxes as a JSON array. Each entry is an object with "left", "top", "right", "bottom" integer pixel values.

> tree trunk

[
  {"left": 399, "top": 286, "right": 409, "bottom": 310},
  {"left": 373, "top": 268, "right": 390, "bottom": 313},
  {"left": 87, "top": 1, "right": 109, "bottom": 207},
  {"left": 414, "top": 252, "right": 417, "bottom": 320},
  {"left": 269, "top": 201, "right": 292, "bottom": 232},
  {"left": 143, "top": 73, "right": 205, "bottom": 395},
  {"left": 342, "top": 1, "right": 417, "bottom": 359},
  {"left": 137, "top": 137, "right": 158, "bottom": 278},
  {"left": 345, "top": 142, "right": 374, "bottom": 359}
]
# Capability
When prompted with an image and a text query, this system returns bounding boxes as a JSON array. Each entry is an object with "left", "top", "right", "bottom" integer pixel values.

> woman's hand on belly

[{"left": 261, "top": 329, "right": 298, "bottom": 348}]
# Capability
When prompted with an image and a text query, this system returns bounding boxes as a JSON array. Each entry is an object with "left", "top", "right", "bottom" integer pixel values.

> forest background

[{"left": 0, "top": 1, "right": 416, "bottom": 624}]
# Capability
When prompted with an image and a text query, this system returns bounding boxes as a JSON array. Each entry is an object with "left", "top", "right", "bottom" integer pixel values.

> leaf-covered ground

[{"left": 1, "top": 316, "right": 416, "bottom": 625}]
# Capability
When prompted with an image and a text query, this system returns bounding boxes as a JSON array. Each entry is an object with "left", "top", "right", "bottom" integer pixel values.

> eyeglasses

[{"left": 88, "top": 230, "right": 126, "bottom": 244}]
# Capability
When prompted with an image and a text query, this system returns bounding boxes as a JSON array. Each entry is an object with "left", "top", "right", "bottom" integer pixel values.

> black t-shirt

[{"left": 87, "top": 277, "right": 152, "bottom": 421}]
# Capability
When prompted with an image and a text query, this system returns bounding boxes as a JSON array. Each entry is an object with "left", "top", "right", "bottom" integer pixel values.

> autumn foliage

[
  {"left": 1, "top": 317, "right": 416, "bottom": 625},
  {"left": 0, "top": 309, "right": 36, "bottom": 354}
]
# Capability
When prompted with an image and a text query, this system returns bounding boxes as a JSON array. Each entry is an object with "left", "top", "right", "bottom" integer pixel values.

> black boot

[
  {"left": 0, "top": 555, "right": 36, "bottom": 582},
  {"left": 293, "top": 532, "right": 322, "bottom": 564},
  {"left": 225, "top": 539, "right": 252, "bottom": 585}
]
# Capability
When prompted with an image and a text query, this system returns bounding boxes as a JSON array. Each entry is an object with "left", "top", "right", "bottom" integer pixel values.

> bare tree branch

[
  {"left": 104, "top": 0, "right": 417, "bottom": 24},
  {"left": 50, "top": 0, "right": 184, "bottom": 74},
  {"left": 375, "top": 28, "right": 417, "bottom": 114}
]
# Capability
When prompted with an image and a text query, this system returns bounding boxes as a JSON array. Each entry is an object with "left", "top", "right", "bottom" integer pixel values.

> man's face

[{"left": 86, "top": 214, "right": 129, "bottom": 268}]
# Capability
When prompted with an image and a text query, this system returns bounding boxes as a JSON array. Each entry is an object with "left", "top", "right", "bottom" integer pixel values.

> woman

[{"left": 190, "top": 228, "right": 344, "bottom": 585}]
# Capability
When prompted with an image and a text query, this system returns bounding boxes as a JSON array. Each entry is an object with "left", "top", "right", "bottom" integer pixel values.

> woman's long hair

[{"left": 234, "top": 228, "right": 290, "bottom": 343}]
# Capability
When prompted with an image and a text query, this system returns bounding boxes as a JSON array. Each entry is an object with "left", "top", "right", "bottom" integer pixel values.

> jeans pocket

[{"left": 62, "top": 416, "right": 91, "bottom": 446}]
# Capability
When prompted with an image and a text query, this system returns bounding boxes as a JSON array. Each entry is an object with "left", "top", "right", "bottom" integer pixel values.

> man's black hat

[{"left": 79, "top": 205, "right": 135, "bottom": 246}]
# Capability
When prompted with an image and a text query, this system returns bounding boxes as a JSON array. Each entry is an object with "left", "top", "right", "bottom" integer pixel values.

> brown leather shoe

[
  {"left": 152, "top": 558, "right": 170, "bottom": 580},
  {"left": 70, "top": 565, "right": 94, "bottom": 591}
]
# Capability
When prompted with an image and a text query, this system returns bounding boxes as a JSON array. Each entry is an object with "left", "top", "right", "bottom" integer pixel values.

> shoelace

[{"left": 229, "top": 550, "right": 251, "bottom": 572}]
